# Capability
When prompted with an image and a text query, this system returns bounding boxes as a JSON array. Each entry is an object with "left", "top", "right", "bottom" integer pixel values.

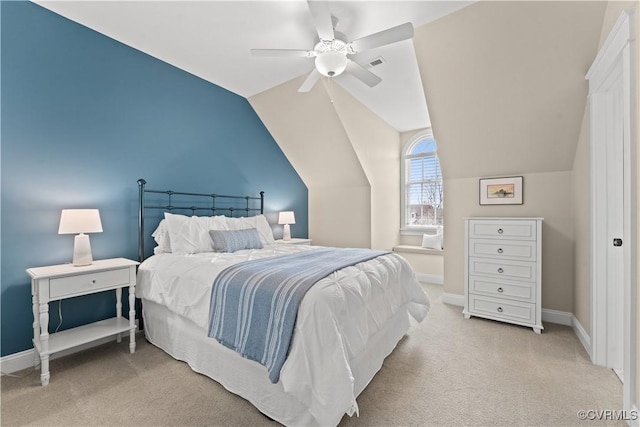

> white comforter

[{"left": 137, "top": 244, "right": 430, "bottom": 426}]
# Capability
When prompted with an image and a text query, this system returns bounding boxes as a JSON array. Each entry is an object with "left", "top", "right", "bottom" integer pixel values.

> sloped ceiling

[
  {"left": 32, "top": 0, "right": 473, "bottom": 132},
  {"left": 31, "top": 1, "right": 607, "bottom": 182},
  {"left": 249, "top": 74, "right": 369, "bottom": 189},
  {"left": 414, "top": 1, "right": 606, "bottom": 179}
]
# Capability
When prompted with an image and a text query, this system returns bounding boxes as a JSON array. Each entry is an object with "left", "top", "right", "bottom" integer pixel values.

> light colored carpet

[{"left": 1, "top": 284, "right": 624, "bottom": 426}]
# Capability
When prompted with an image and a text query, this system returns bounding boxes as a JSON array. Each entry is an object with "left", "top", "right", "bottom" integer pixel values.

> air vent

[{"left": 368, "top": 57, "right": 385, "bottom": 67}]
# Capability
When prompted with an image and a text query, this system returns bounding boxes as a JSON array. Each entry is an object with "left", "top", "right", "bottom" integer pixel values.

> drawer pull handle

[
  {"left": 497, "top": 228, "right": 504, "bottom": 234},
  {"left": 497, "top": 248, "right": 503, "bottom": 254},
  {"left": 497, "top": 307, "right": 503, "bottom": 313},
  {"left": 92, "top": 280, "right": 96, "bottom": 284},
  {"left": 498, "top": 268, "right": 504, "bottom": 274},
  {"left": 497, "top": 287, "right": 504, "bottom": 293}
]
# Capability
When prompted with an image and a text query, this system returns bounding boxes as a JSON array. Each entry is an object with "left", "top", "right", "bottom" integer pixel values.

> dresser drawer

[
  {"left": 468, "top": 257, "right": 536, "bottom": 282},
  {"left": 468, "top": 275, "right": 535, "bottom": 303},
  {"left": 468, "top": 220, "right": 536, "bottom": 240},
  {"left": 469, "top": 239, "right": 536, "bottom": 261},
  {"left": 468, "top": 294, "right": 535, "bottom": 325},
  {"left": 50, "top": 268, "right": 131, "bottom": 299}
]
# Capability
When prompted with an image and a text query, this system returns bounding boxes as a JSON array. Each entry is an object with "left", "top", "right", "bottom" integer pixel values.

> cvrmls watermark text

[{"left": 577, "top": 409, "right": 638, "bottom": 421}]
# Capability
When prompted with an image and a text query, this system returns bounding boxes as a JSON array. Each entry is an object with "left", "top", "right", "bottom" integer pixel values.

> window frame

[{"left": 400, "top": 130, "right": 443, "bottom": 235}]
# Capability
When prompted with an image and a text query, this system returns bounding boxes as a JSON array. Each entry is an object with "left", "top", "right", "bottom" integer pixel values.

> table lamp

[
  {"left": 58, "top": 209, "right": 103, "bottom": 266},
  {"left": 278, "top": 211, "right": 295, "bottom": 241}
]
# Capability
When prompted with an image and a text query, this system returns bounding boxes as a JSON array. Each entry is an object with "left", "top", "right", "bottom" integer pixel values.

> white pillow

[
  {"left": 151, "top": 219, "right": 172, "bottom": 254},
  {"left": 254, "top": 215, "right": 276, "bottom": 245},
  {"left": 421, "top": 232, "right": 443, "bottom": 250},
  {"left": 224, "top": 215, "right": 275, "bottom": 246},
  {"left": 164, "top": 212, "right": 227, "bottom": 254}
]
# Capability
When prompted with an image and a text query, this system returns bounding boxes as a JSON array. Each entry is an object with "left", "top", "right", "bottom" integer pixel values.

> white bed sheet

[{"left": 137, "top": 244, "right": 430, "bottom": 426}]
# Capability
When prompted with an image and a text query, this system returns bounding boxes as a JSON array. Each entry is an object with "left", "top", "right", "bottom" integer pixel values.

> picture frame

[{"left": 479, "top": 176, "right": 523, "bottom": 205}]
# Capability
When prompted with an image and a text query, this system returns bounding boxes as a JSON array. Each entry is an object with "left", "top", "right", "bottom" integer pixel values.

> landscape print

[
  {"left": 479, "top": 176, "right": 523, "bottom": 205},
  {"left": 487, "top": 184, "right": 515, "bottom": 199}
]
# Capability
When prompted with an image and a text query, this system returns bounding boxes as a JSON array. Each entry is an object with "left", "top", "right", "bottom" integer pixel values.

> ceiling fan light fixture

[{"left": 315, "top": 50, "right": 347, "bottom": 77}]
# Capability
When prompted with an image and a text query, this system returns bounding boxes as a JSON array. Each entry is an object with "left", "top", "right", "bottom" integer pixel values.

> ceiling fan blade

[
  {"left": 345, "top": 61, "right": 382, "bottom": 88},
  {"left": 251, "top": 49, "right": 314, "bottom": 58},
  {"left": 348, "top": 22, "right": 414, "bottom": 53},
  {"left": 307, "top": 0, "right": 335, "bottom": 41},
  {"left": 298, "top": 69, "right": 321, "bottom": 93}
]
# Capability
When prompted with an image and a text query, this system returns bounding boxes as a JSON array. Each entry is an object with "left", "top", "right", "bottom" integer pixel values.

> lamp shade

[
  {"left": 58, "top": 209, "right": 103, "bottom": 234},
  {"left": 278, "top": 211, "right": 296, "bottom": 225},
  {"left": 315, "top": 51, "right": 347, "bottom": 77}
]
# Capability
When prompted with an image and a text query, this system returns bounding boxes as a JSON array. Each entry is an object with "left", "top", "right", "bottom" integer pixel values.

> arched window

[{"left": 401, "top": 131, "right": 443, "bottom": 231}]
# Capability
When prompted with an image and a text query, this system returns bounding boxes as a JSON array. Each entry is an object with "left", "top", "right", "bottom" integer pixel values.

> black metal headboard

[{"left": 137, "top": 178, "right": 264, "bottom": 262}]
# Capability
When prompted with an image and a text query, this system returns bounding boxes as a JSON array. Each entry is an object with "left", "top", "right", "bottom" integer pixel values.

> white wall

[
  {"left": 328, "top": 81, "right": 401, "bottom": 250},
  {"left": 572, "top": 106, "right": 592, "bottom": 332},
  {"left": 413, "top": 1, "right": 606, "bottom": 313},
  {"left": 444, "top": 172, "right": 574, "bottom": 311},
  {"left": 249, "top": 74, "right": 403, "bottom": 250},
  {"left": 249, "top": 75, "right": 372, "bottom": 248}
]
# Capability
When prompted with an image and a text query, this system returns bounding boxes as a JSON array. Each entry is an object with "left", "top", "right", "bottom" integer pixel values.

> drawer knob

[
  {"left": 497, "top": 248, "right": 503, "bottom": 254},
  {"left": 497, "top": 287, "right": 504, "bottom": 293},
  {"left": 497, "top": 228, "right": 504, "bottom": 234},
  {"left": 498, "top": 268, "right": 504, "bottom": 274},
  {"left": 92, "top": 280, "right": 96, "bottom": 284},
  {"left": 497, "top": 307, "right": 503, "bottom": 313}
]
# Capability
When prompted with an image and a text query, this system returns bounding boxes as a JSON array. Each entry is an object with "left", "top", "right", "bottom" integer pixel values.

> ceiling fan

[{"left": 251, "top": 0, "right": 414, "bottom": 93}]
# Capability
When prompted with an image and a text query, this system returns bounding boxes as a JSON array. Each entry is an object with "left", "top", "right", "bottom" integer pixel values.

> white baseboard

[
  {"left": 442, "top": 292, "right": 464, "bottom": 306},
  {"left": 1, "top": 324, "right": 144, "bottom": 376},
  {"left": 571, "top": 315, "right": 592, "bottom": 360},
  {"left": 1, "top": 335, "right": 120, "bottom": 375},
  {"left": 416, "top": 273, "right": 443, "bottom": 285},
  {"left": 541, "top": 308, "right": 572, "bottom": 326},
  {"left": 1, "top": 348, "right": 39, "bottom": 376}
]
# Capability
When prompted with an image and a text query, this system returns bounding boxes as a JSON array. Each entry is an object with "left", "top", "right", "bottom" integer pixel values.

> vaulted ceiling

[
  {"left": 34, "top": 1, "right": 608, "bottom": 180},
  {"left": 414, "top": 1, "right": 606, "bottom": 179},
  {"left": 33, "top": 0, "right": 473, "bottom": 132}
]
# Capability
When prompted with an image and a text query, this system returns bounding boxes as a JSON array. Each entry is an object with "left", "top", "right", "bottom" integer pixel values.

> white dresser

[{"left": 463, "top": 217, "right": 543, "bottom": 333}]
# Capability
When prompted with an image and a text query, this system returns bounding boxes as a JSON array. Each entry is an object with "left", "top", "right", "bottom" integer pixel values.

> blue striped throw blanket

[{"left": 208, "top": 247, "right": 390, "bottom": 383}]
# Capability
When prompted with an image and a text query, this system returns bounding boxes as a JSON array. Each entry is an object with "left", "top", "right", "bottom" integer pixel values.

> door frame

[{"left": 586, "top": 9, "right": 636, "bottom": 414}]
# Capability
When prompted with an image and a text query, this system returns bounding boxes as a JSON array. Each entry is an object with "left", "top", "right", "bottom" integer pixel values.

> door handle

[{"left": 613, "top": 238, "right": 623, "bottom": 247}]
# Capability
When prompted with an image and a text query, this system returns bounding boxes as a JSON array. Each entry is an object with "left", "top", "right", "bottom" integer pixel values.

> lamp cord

[{"left": 55, "top": 300, "right": 63, "bottom": 333}]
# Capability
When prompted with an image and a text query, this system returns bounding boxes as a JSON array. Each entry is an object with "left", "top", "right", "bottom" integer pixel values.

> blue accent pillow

[{"left": 209, "top": 228, "right": 263, "bottom": 253}]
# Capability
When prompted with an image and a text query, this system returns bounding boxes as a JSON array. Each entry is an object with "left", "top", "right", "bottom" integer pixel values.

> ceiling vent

[{"left": 368, "top": 57, "right": 385, "bottom": 68}]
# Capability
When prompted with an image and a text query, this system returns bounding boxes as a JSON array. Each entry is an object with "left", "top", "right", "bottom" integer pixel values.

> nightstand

[
  {"left": 275, "top": 238, "right": 312, "bottom": 245},
  {"left": 26, "top": 257, "right": 139, "bottom": 386}
]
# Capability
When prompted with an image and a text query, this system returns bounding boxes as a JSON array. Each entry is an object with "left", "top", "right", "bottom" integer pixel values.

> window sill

[
  {"left": 400, "top": 227, "right": 442, "bottom": 236},
  {"left": 393, "top": 245, "right": 444, "bottom": 256}
]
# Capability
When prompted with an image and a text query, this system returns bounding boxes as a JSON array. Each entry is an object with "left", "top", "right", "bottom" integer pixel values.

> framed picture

[{"left": 479, "top": 176, "right": 523, "bottom": 205}]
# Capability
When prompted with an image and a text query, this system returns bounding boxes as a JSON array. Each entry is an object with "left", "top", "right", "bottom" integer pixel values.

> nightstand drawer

[{"left": 50, "top": 268, "right": 130, "bottom": 299}]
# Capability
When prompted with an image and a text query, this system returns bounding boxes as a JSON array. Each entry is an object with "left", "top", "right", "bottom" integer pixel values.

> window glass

[{"left": 402, "top": 133, "right": 443, "bottom": 228}]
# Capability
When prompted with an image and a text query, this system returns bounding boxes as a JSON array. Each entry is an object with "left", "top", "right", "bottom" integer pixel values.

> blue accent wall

[{"left": 1, "top": 1, "right": 308, "bottom": 357}]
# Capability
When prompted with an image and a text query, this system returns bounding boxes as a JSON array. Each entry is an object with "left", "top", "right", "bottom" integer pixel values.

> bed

[{"left": 135, "top": 179, "right": 431, "bottom": 426}]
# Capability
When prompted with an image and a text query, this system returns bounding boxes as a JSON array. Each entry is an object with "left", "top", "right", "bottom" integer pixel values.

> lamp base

[
  {"left": 283, "top": 224, "right": 291, "bottom": 241},
  {"left": 73, "top": 233, "right": 93, "bottom": 266}
]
